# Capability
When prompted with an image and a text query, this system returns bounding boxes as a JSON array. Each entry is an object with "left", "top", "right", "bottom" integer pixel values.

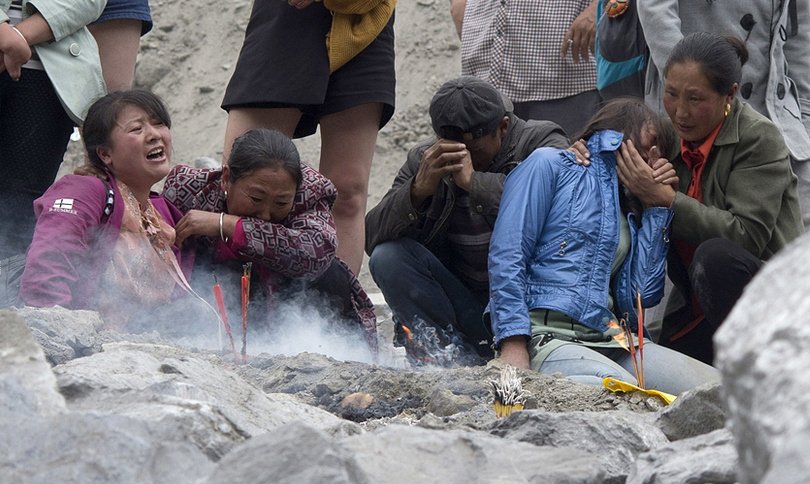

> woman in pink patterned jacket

[{"left": 162, "top": 128, "right": 377, "bottom": 352}]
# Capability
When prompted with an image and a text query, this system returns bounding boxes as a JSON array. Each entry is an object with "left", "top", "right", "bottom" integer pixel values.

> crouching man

[{"left": 365, "top": 76, "right": 568, "bottom": 363}]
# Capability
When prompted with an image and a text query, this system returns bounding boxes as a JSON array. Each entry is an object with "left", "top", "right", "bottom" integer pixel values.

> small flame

[
  {"left": 400, "top": 324, "right": 414, "bottom": 344},
  {"left": 607, "top": 320, "right": 629, "bottom": 351},
  {"left": 397, "top": 320, "right": 481, "bottom": 367}
]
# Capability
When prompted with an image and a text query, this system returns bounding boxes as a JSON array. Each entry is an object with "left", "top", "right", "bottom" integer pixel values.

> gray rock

[
  {"left": 761, "top": 431, "right": 810, "bottom": 484},
  {"left": 627, "top": 428, "right": 738, "bottom": 484},
  {"left": 28, "top": 326, "right": 76, "bottom": 364},
  {"left": 0, "top": 413, "right": 213, "bottom": 483},
  {"left": 491, "top": 409, "right": 668, "bottom": 483},
  {"left": 714, "top": 233, "right": 810, "bottom": 483},
  {"left": 207, "top": 421, "right": 369, "bottom": 484},
  {"left": 0, "top": 310, "right": 66, "bottom": 419},
  {"left": 53, "top": 342, "right": 349, "bottom": 459},
  {"left": 342, "top": 424, "right": 604, "bottom": 483},
  {"left": 426, "top": 387, "right": 476, "bottom": 417},
  {"left": 16, "top": 306, "right": 105, "bottom": 365},
  {"left": 656, "top": 382, "right": 726, "bottom": 441}
]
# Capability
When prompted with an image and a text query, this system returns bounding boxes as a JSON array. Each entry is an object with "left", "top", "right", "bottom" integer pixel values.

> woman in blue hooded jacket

[{"left": 489, "top": 98, "right": 718, "bottom": 395}]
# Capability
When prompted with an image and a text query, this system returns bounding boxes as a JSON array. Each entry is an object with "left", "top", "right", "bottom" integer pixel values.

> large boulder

[
  {"left": 0, "top": 310, "right": 65, "bottom": 419},
  {"left": 15, "top": 306, "right": 106, "bottom": 364},
  {"left": 715, "top": 234, "right": 810, "bottom": 483},
  {"left": 341, "top": 424, "right": 604, "bottom": 483},
  {"left": 655, "top": 382, "right": 726, "bottom": 441},
  {"left": 53, "top": 342, "right": 354, "bottom": 459},
  {"left": 0, "top": 413, "right": 213, "bottom": 483},
  {"left": 627, "top": 428, "right": 738, "bottom": 484},
  {"left": 207, "top": 422, "right": 369, "bottom": 484},
  {"left": 491, "top": 410, "right": 668, "bottom": 483}
]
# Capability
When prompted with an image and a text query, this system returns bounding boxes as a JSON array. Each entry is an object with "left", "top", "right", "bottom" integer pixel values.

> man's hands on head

[{"left": 410, "top": 139, "right": 472, "bottom": 207}]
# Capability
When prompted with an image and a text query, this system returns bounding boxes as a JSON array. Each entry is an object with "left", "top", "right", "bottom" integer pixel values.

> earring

[
  {"left": 724, "top": 103, "right": 731, "bottom": 117},
  {"left": 224, "top": 190, "right": 228, "bottom": 199}
]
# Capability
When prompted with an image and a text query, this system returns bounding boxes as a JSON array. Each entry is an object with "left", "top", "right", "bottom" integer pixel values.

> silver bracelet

[
  {"left": 10, "top": 26, "right": 28, "bottom": 45},
  {"left": 219, "top": 212, "right": 229, "bottom": 243}
]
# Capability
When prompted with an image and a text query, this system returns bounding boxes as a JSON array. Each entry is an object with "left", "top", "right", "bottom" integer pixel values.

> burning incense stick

[
  {"left": 212, "top": 274, "right": 237, "bottom": 359},
  {"left": 620, "top": 318, "right": 642, "bottom": 388},
  {"left": 240, "top": 262, "right": 252, "bottom": 363},
  {"left": 636, "top": 290, "right": 645, "bottom": 389}
]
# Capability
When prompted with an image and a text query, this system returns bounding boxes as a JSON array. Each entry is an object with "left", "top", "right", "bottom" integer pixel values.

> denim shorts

[{"left": 94, "top": 0, "right": 153, "bottom": 35}]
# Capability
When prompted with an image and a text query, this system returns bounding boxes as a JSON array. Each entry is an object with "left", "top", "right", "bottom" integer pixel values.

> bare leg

[
  {"left": 88, "top": 19, "right": 143, "bottom": 92},
  {"left": 222, "top": 107, "right": 302, "bottom": 163},
  {"left": 449, "top": 0, "right": 467, "bottom": 38},
  {"left": 318, "top": 102, "right": 383, "bottom": 275}
]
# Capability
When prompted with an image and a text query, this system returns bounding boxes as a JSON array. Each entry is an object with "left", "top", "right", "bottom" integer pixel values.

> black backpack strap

[{"left": 101, "top": 177, "right": 114, "bottom": 223}]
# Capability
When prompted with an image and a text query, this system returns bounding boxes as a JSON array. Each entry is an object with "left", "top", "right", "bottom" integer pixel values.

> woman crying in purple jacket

[{"left": 20, "top": 90, "right": 192, "bottom": 330}]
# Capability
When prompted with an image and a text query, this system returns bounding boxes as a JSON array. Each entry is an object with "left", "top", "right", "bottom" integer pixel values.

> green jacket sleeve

[
  {"left": 671, "top": 120, "right": 793, "bottom": 257},
  {"left": 26, "top": 0, "right": 106, "bottom": 41}
]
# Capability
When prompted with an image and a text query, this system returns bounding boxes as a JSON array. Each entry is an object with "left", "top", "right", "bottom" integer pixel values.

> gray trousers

[{"left": 534, "top": 340, "right": 720, "bottom": 396}]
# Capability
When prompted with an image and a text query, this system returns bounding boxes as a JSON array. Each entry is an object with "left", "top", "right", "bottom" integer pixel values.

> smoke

[
  {"left": 247, "top": 296, "right": 376, "bottom": 364},
  {"left": 396, "top": 317, "right": 485, "bottom": 368},
  {"left": 141, "top": 279, "right": 381, "bottom": 366}
]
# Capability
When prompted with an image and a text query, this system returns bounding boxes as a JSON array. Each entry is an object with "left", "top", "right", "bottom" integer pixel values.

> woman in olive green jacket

[{"left": 647, "top": 33, "right": 803, "bottom": 363}]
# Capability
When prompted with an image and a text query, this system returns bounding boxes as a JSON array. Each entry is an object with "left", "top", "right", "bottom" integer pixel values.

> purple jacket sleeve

[{"left": 20, "top": 175, "right": 111, "bottom": 308}]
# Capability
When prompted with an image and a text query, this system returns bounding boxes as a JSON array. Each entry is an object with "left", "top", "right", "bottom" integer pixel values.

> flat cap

[{"left": 429, "top": 76, "right": 513, "bottom": 141}]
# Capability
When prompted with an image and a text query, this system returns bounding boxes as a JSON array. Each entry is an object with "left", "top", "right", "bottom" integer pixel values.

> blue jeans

[
  {"left": 535, "top": 341, "right": 720, "bottom": 395},
  {"left": 369, "top": 238, "right": 493, "bottom": 357}
]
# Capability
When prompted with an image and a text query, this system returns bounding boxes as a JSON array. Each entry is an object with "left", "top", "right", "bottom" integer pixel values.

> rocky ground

[{"left": 2, "top": 306, "right": 738, "bottom": 483}]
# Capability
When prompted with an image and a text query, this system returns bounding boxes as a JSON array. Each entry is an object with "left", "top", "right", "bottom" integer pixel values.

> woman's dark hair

[
  {"left": 227, "top": 128, "right": 303, "bottom": 187},
  {"left": 575, "top": 98, "right": 677, "bottom": 217},
  {"left": 664, "top": 32, "right": 749, "bottom": 95},
  {"left": 78, "top": 89, "right": 172, "bottom": 177},
  {"left": 575, "top": 97, "right": 677, "bottom": 159}
]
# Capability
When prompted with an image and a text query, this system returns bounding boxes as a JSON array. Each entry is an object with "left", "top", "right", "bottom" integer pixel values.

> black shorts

[{"left": 222, "top": 2, "right": 395, "bottom": 138}]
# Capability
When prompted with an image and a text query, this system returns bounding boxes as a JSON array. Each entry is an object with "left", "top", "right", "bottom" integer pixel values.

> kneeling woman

[
  {"left": 162, "top": 128, "right": 377, "bottom": 351},
  {"left": 21, "top": 90, "right": 190, "bottom": 329},
  {"left": 489, "top": 99, "right": 718, "bottom": 395}
]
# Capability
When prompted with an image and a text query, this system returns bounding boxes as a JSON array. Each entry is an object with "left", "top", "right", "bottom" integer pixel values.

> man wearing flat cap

[{"left": 365, "top": 76, "right": 567, "bottom": 363}]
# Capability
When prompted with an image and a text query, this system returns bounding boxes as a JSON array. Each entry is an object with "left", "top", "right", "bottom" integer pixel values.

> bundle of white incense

[{"left": 490, "top": 365, "right": 527, "bottom": 417}]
